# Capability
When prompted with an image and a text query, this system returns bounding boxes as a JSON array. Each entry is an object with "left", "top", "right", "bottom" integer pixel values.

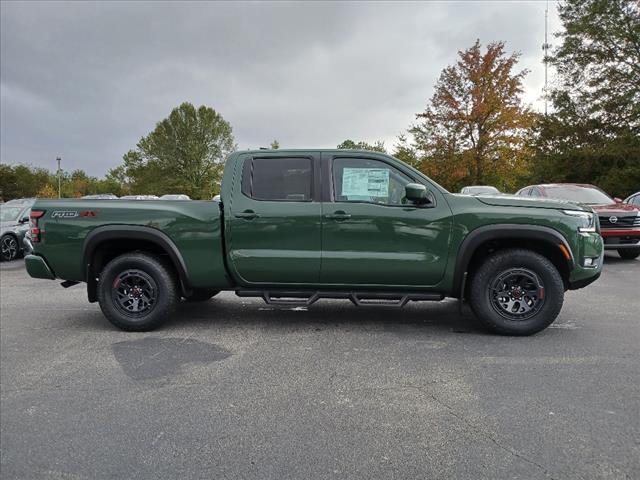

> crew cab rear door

[
  {"left": 227, "top": 153, "right": 322, "bottom": 284},
  {"left": 320, "top": 153, "right": 452, "bottom": 287}
]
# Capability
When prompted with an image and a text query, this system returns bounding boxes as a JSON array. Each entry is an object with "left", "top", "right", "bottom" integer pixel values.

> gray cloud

[{"left": 1, "top": 0, "right": 560, "bottom": 176}]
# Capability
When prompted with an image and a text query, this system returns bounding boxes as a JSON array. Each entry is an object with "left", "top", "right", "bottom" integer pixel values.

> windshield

[
  {"left": 544, "top": 185, "right": 613, "bottom": 205},
  {"left": 0, "top": 206, "right": 23, "bottom": 222}
]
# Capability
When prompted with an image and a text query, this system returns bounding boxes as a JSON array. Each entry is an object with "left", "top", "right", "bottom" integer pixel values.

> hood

[
  {"left": 590, "top": 202, "right": 640, "bottom": 215},
  {"left": 471, "top": 194, "right": 589, "bottom": 211}
]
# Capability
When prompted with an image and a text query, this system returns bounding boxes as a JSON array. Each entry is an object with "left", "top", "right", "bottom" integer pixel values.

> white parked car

[
  {"left": 120, "top": 195, "right": 160, "bottom": 200},
  {"left": 160, "top": 194, "right": 191, "bottom": 200}
]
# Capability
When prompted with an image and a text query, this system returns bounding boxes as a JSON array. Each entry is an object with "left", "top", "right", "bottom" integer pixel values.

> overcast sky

[{"left": 1, "top": 1, "right": 561, "bottom": 177}]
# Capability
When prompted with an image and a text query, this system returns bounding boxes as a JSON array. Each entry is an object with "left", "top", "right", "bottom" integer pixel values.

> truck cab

[{"left": 224, "top": 150, "right": 452, "bottom": 288}]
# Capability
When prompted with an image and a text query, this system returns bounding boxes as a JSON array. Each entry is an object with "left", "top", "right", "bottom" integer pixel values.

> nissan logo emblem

[{"left": 609, "top": 216, "right": 618, "bottom": 224}]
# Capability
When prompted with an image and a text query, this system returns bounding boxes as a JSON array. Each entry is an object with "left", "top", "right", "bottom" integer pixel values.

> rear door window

[{"left": 242, "top": 157, "right": 312, "bottom": 201}]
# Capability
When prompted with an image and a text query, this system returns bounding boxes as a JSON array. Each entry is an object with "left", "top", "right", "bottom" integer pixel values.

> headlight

[{"left": 563, "top": 210, "right": 596, "bottom": 233}]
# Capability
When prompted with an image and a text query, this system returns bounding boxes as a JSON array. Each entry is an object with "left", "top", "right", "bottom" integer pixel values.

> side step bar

[{"left": 235, "top": 289, "right": 444, "bottom": 307}]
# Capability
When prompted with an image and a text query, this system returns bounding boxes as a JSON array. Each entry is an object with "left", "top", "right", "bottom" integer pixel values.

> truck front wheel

[
  {"left": 468, "top": 248, "right": 564, "bottom": 336},
  {"left": 97, "top": 252, "right": 178, "bottom": 331}
]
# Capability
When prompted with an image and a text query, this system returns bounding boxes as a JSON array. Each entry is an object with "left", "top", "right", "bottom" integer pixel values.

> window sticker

[{"left": 341, "top": 168, "right": 389, "bottom": 197}]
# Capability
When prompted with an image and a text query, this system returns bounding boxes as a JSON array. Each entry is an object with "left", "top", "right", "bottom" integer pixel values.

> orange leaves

[{"left": 410, "top": 39, "right": 533, "bottom": 192}]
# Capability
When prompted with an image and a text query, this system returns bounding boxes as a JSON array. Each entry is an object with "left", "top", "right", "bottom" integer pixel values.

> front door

[
  {"left": 228, "top": 154, "right": 322, "bottom": 285},
  {"left": 320, "top": 154, "right": 452, "bottom": 287}
]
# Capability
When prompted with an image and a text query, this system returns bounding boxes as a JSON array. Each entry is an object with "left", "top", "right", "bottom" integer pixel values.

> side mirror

[
  {"left": 614, "top": 197, "right": 623, "bottom": 203},
  {"left": 405, "top": 183, "right": 430, "bottom": 205},
  {"left": 19, "top": 216, "right": 29, "bottom": 224}
]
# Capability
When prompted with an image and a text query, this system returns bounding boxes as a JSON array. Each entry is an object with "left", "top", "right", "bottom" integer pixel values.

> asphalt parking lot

[{"left": 1, "top": 254, "right": 638, "bottom": 479}]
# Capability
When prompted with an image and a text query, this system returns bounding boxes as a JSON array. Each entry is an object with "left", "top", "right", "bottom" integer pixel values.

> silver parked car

[
  {"left": 624, "top": 192, "right": 640, "bottom": 206},
  {"left": 1, "top": 199, "right": 35, "bottom": 261}
]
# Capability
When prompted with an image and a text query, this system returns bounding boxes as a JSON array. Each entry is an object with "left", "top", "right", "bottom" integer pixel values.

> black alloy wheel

[
  {"left": 112, "top": 269, "right": 158, "bottom": 317},
  {"left": 97, "top": 252, "right": 178, "bottom": 331},
  {"left": 468, "top": 248, "right": 564, "bottom": 336},
  {"left": 489, "top": 268, "right": 545, "bottom": 321}
]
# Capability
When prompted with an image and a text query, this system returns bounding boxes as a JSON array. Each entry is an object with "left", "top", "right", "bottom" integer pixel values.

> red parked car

[{"left": 515, "top": 184, "right": 640, "bottom": 259}]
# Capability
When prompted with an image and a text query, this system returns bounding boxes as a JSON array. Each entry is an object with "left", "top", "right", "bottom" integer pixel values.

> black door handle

[
  {"left": 235, "top": 210, "right": 259, "bottom": 220},
  {"left": 325, "top": 211, "right": 351, "bottom": 221}
]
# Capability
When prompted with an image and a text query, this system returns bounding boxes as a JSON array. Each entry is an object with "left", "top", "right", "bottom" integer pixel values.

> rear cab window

[{"left": 242, "top": 157, "right": 313, "bottom": 202}]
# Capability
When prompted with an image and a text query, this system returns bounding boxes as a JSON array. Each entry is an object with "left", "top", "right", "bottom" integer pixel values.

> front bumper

[
  {"left": 601, "top": 230, "right": 640, "bottom": 249},
  {"left": 567, "top": 232, "right": 604, "bottom": 290},
  {"left": 24, "top": 254, "right": 55, "bottom": 280}
]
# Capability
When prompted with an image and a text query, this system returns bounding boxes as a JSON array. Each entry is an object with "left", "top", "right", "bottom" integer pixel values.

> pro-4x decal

[{"left": 51, "top": 211, "right": 79, "bottom": 219}]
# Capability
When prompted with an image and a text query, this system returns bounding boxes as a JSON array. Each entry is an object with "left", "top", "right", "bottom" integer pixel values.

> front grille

[{"left": 598, "top": 214, "right": 640, "bottom": 229}]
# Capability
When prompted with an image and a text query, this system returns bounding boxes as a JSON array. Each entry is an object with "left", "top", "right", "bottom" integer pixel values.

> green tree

[
  {"left": 392, "top": 134, "right": 419, "bottom": 168},
  {"left": 0, "top": 164, "right": 51, "bottom": 200},
  {"left": 532, "top": 0, "right": 640, "bottom": 198},
  {"left": 409, "top": 40, "right": 535, "bottom": 192},
  {"left": 99, "top": 166, "right": 129, "bottom": 196},
  {"left": 123, "top": 102, "right": 236, "bottom": 199},
  {"left": 552, "top": 0, "right": 639, "bottom": 129},
  {"left": 337, "top": 139, "right": 387, "bottom": 153}
]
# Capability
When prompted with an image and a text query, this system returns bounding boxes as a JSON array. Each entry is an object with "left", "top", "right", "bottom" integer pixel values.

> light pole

[
  {"left": 542, "top": 0, "right": 551, "bottom": 116},
  {"left": 56, "top": 157, "right": 62, "bottom": 198}
]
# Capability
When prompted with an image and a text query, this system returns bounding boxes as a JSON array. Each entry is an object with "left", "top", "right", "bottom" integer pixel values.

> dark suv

[{"left": 516, "top": 184, "right": 640, "bottom": 259}]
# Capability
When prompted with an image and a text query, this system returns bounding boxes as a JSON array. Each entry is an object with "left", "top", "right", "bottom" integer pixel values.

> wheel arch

[
  {"left": 82, "top": 225, "right": 191, "bottom": 302},
  {"left": 454, "top": 224, "right": 574, "bottom": 298}
]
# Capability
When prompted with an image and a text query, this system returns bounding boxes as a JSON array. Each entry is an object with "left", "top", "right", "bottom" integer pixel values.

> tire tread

[
  {"left": 468, "top": 248, "right": 564, "bottom": 336},
  {"left": 97, "top": 252, "right": 178, "bottom": 331}
]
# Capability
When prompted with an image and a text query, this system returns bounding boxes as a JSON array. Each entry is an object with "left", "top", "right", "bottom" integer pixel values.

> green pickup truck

[{"left": 25, "top": 149, "right": 603, "bottom": 335}]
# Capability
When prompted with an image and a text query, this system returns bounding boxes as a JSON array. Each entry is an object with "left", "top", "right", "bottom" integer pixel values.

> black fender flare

[
  {"left": 82, "top": 225, "right": 191, "bottom": 301},
  {"left": 453, "top": 224, "right": 574, "bottom": 298}
]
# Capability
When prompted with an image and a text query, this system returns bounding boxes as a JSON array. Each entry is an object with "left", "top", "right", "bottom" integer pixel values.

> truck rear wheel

[
  {"left": 468, "top": 248, "right": 564, "bottom": 336},
  {"left": 97, "top": 252, "right": 178, "bottom": 331}
]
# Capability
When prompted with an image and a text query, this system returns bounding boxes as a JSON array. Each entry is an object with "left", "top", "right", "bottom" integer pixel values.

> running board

[{"left": 235, "top": 289, "right": 444, "bottom": 307}]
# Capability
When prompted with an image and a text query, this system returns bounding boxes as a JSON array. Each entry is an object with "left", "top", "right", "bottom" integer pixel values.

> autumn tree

[
  {"left": 122, "top": 102, "right": 236, "bottom": 199},
  {"left": 409, "top": 40, "right": 535, "bottom": 192},
  {"left": 337, "top": 139, "right": 387, "bottom": 153},
  {"left": 36, "top": 184, "right": 58, "bottom": 199},
  {"left": 532, "top": 0, "right": 640, "bottom": 197}
]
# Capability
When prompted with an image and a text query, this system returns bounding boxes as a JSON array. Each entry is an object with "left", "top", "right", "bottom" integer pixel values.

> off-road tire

[
  {"left": 617, "top": 248, "right": 640, "bottom": 260},
  {"left": 183, "top": 290, "right": 220, "bottom": 302},
  {"left": 97, "top": 252, "right": 178, "bottom": 331},
  {"left": 468, "top": 248, "right": 564, "bottom": 336}
]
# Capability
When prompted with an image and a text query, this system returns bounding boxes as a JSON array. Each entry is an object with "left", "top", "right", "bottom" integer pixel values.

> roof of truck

[{"left": 238, "top": 149, "right": 389, "bottom": 155}]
